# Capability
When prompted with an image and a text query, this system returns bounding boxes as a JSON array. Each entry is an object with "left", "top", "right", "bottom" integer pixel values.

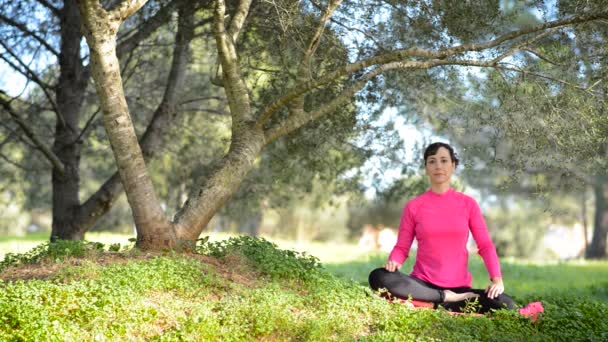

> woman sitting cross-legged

[{"left": 369, "top": 142, "right": 518, "bottom": 314}]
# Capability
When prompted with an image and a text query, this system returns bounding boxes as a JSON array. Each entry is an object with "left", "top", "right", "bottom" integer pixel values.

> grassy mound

[{"left": 0, "top": 237, "right": 607, "bottom": 341}]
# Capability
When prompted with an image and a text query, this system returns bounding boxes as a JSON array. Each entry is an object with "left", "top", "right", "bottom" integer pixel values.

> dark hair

[{"left": 423, "top": 142, "right": 459, "bottom": 167}]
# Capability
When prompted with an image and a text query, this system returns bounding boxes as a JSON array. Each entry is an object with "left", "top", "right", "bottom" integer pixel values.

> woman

[{"left": 368, "top": 142, "right": 515, "bottom": 313}]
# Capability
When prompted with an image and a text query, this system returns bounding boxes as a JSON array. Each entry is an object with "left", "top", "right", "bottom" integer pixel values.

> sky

[{"left": 0, "top": 60, "right": 29, "bottom": 97}]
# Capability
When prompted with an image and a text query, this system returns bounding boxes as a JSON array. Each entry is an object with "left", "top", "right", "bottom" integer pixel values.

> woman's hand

[
  {"left": 486, "top": 277, "right": 504, "bottom": 299},
  {"left": 384, "top": 260, "right": 402, "bottom": 272}
]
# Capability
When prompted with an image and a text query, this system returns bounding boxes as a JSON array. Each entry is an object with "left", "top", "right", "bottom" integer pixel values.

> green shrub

[
  {"left": 196, "top": 235, "right": 323, "bottom": 282},
  {"left": 0, "top": 240, "right": 105, "bottom": 272}
]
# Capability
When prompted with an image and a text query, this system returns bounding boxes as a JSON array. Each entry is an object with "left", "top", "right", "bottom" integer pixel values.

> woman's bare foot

[{"left": 443, "top": 290, "right": 479, "bottom": 302}]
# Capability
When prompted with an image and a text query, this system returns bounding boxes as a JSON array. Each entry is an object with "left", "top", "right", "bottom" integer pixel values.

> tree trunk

[
  {"left": 50, "top": 0, "right": 88, "bottom": 241},
  {"left": 49, "top": 0, "right": 183, "bottom": 242},
  {"left": 239, "top": 208, "right": 262, "bottom": 237},
  {"left": 587, "top": 180, "right": 608, "bottom": 259},
  {"left": 73, "top": 2, "right": 194, "bottom": 240},
  {"left": 174, "top": 129, "right": 266, "bottom": 242},
  {"left": 77, "top": 0, "right": 175, "bottom": 249},
  {"left": 581, "top": 188, "right": 589, "bottom": 256},
  {"left": 169, "top": 0, "right": 265, "bottom": 243}
]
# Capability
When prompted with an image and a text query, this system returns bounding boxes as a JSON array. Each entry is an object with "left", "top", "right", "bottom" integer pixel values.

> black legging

[{"left": 369, "top": 268, "right": 516, "bottom": 313}]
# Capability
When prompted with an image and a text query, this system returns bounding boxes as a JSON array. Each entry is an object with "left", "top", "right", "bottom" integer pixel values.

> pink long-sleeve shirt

[{"left": 389, "top": 188, "right": 502, "bottom": 288}]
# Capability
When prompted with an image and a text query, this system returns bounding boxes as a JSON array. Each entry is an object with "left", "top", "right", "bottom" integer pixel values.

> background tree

[
  {"left": 385, "top": 1, "right": 608, "bottom": 258},
  {"left": 0, "top": 0, "right": 196, "bottom": 240}
]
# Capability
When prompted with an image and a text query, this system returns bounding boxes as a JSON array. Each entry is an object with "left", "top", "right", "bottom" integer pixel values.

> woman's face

[{"left": 425, "top": 147, "right": 456, "bottom": 186}]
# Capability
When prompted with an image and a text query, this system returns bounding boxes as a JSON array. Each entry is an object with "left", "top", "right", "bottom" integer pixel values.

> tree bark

[
  {"left": 50, "top": 0, "right": 186, "bottom": 241},
  {"left": 587, "top": 180, "right": 608, "bottom": 259},
  {"left": 73, "top": 1, "right": 195, "bottom": 236},
  {"left": 169, "top": 0, "right": 264, "bottom": 242},
  {"left": 77, "top": 0, "right": 175, "bottom": 249},
  {"left": 51, "top": 0, "right": 88, "bottom": 241},
  {"left": 581, "top": 189, "right": 589, "bottom": 256},
  {"left": 173, "top": 129, "right": 266, "bottom": 241}
]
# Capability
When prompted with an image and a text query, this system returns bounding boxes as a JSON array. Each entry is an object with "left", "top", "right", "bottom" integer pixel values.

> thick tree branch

[
  {"left": 0, "top": 96, "right": 65, "bottom": 176},
  {"left": 109, "top": 0, "right": 150, "bottom": 22},
  {"left": 78, "top": 0, "right": 183, "bottom": 83},
  {"left": 255, "top": 12, "right": 608, "bottom": 129},
  {"left": 440, "top": 12, "right": 608, "bottom": 58},
  {"left": 228, "top": 0, "right": 252, "bottom": 43},
  {"left": 140, "top": 2, "right": 194, "bottom": 154},
  {"left": 255, "top": 48, "right": 442, "bottom": 129},
  {"left": 214, "top": 0, "right": 253, "bottom": 125},
  {"left": 0, "top": 13, "right": 60, "bottom": 57},
  {"left": 75, "top": 0, "right": 111, "bottom": 38},
  {"left": 76, "top": 173, "right": 124, "bottom": 229},
  {"left": 76, "top": 3, "right": 195, "bottom": 231},
  {"left": 265, "top": 61, "right": 420, "bottom": 143},
  {"left": 288, "top": 0, "right": 343, "bottom": 119},
  {"left": 77, "top": 0, "right": 176, "bottom": 247},
  {"left": 116, "top": 0, "right": 177, "bottom": 57},
  {"left": 264, "top": 45, "right": 599, "bottom": 143}
]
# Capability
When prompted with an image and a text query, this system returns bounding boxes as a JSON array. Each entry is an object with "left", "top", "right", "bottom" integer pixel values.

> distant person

[
  {"left": 358, "top": 224, "right": 380, "bottom": 251},
  {"left": 376, "top": 226, "right": 397, "bottom": 253},
  {"left": 368, "top": 142, "right": 541, "bottom": 315}
]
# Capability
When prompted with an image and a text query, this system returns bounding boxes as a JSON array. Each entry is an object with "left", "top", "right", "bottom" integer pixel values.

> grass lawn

[
  {"left": 324, "top": 252, "right": 608, "bottom": 302},
  {"left": 0, "top": 234, "right": 607, "bottom": 341},
  {"left": 0, "top": 232, "right": 133, "bottom": 261}
]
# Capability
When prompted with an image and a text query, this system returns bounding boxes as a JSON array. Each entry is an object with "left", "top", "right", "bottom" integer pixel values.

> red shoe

[{"left": 519, "top": 302, "right": 544, "bottom": 321}]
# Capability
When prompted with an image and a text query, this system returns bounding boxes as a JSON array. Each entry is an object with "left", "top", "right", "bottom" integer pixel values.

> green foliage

[
  {"left": 0, "top": 256, "right": 208, "bottom": 341},
  {"left": 259, "top": 179, "right": 352, "bottom": 242},
  {"left": 0, "top": 239, "right": 607, "bottom": 340},
  {"left": 377, "top": 11, "right": 608, "bottom": 258},
  {"left": 195, "top": 236, "right": 322, "bottom": 282},
  {"left": 483, "top": 199, "right": 552, "bottom": 258},
  {"left": 346, "top": 175, "right": 430, "bottom": 238},
  {"left": 0, "top": 240, "right": 106, "bottom": 272}
]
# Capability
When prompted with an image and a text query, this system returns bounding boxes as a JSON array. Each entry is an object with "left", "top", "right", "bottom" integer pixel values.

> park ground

[{"left": 1, "top": 233, "right": 607, "bottom": 341}]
